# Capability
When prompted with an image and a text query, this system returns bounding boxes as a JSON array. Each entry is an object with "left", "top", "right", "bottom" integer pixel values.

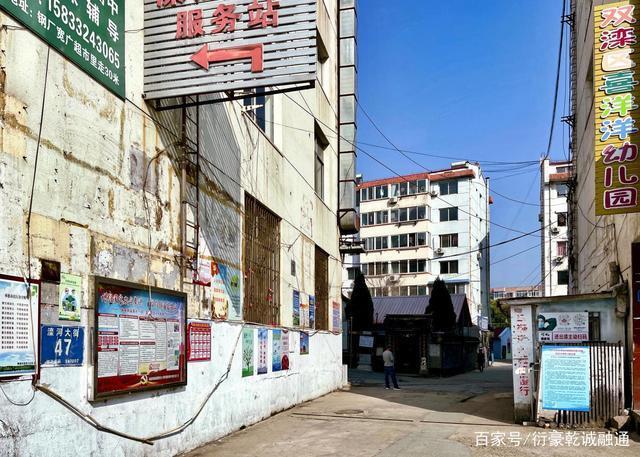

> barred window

[
  {"left": 315, "top": 246, "right": 329, "bottom": 331},
  {"left": 243, "top": 194, "right": 281, "bottom": 325}
]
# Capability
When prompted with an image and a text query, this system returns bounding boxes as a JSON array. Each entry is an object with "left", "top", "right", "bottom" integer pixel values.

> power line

[{"left": 544, "top": 0, "right": 567, "bottom": 159}]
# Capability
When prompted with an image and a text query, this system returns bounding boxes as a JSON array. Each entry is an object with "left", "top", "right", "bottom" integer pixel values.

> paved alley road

[{"left": 182, "top": 362, "right": 639, "bottom": 457}]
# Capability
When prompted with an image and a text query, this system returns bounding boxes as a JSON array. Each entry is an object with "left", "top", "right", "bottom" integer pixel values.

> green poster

[
  {"left": 0, "top": 0, "right": 125, "bottom": 98},
  {"left": 59, "top": 273, "right": 81, "bottom": 321},
  {"left": 242, "top": 327, "right": 254, "bottom": 377}
]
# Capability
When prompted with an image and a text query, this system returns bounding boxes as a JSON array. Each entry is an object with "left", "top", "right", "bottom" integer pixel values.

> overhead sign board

[
  {"left": 594, "top": 1, "right": 640, "bottom": 215},
  {"left": 93, "top": 277, "right": 187, "bottom": 399},
  {"left": 0, "top": 0, "right": 125, "bottom": 98},
  {"left": 143, "top": 0, "right": 317, "bottom": 99},
  {"left": 537, "top": 311, "right": 589, "bottom": 343}
]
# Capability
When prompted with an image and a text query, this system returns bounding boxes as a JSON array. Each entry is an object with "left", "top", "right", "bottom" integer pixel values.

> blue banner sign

[
  {"left": 40, "top": 325, "right": 84, "bottom": 367},
  {"left": 541, "top": 345, "right": 590, "bottom": 412}
]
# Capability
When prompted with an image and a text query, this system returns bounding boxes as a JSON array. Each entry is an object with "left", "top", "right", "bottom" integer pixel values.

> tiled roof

[
  {"left": 372, "top": 294, "right": 469, "bottom": 324},
  {"left": 357, "top": 169, "right": 476, "bottom": 190}
]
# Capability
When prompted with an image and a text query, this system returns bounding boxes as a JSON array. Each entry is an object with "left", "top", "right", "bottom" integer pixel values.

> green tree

[
  {"left": 490, "top": 299, "right": 510, "bottom": 327},
  {"left": 346, "top": 272, "right": 374, "bottom": 331},
  {"left": 425, "top": 278, "right": 457, "bottom": 331}
]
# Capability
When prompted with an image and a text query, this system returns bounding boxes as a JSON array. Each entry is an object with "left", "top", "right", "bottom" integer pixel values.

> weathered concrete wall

[{"left": 0, "top": 0, "right": 344, "bottom": 455}]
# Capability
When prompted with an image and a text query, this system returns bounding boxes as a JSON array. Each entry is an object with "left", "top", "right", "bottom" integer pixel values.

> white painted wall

[
  {"left": 0, "top": 1, "right": 344, "bottom": 456},
  {"left": 540, "top": 159, "right": 570, "bottom": 297}
]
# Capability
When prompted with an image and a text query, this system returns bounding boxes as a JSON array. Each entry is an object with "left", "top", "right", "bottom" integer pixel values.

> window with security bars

[
  {"left": 243, "top": 194, "right": 281, "bottom": 325},
  {"left": 314, "top": 246, "right": 329, "bottom": 330}
]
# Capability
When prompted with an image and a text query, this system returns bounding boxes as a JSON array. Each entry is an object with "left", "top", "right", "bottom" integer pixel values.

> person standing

[
  {"left": 382, "top": 346, "right": 400, "bottom": 390},
  {"left": 477, "top": 346, "right": 485, "bottom": 372}
]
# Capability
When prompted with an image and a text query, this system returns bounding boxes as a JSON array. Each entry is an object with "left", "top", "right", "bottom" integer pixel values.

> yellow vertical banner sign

[{"left": 594, "top": 1, "right": 640, "bottom": 215}]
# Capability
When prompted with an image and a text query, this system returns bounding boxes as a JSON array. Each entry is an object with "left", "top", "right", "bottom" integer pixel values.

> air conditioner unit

[
  {"left": 435, "top": 247, "right": 444, "bottom": 256},
  {"left": 388, "top": 274, "right": 400, "bottom": 283},
  {"left": 550, "top": 227, "right": 560, "bottom": 235},
  {"left": 388, "top": 196, "right": 398, "bottom": 205},
  {"left": 430, "top": 190, "right": 439, "bottom": 197}
]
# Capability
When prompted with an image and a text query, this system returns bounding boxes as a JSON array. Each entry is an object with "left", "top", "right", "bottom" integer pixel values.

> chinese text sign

[
  {"left": 594, "top": 1, "right": 640, "bottom": 215},
  {"left": 40, "top": 325, "right": 84, "bottom": 366},
  {"left": 0, "top": 0, "right": 125, "bottom": 98},
  {"left": 0, "top": 278, "right": 38, "bottom": 377},
  {"left": 94, "top": 278, "right": 187, "bottom": 398},
  {"left": 541, "top": 346, "right": 591, "bottom": 412},
  {"left": 143, "top": 0, "right": 317, "bottom": 99}
]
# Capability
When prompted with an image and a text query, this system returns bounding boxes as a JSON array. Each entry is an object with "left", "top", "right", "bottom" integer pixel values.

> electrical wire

[{"left": 544, "top": 0, "right": 567, "bottom": 159}]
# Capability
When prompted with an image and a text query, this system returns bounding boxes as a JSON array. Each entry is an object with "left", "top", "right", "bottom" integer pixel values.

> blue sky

[{"left": 356, "top": 1, "right": 569, "bottom": 288}]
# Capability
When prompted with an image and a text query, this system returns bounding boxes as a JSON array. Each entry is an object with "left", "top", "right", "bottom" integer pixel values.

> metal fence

[{"left": 535, "top": 342, "right": 625, "bottom": 427}]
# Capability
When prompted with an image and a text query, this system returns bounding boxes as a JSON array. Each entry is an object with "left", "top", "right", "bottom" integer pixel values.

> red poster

[
  {"left": 94, "top": 278, "right": 187, "bottom": 399},
  {"left": 187, "top": 321, "right": 212, "bottom": 362}
]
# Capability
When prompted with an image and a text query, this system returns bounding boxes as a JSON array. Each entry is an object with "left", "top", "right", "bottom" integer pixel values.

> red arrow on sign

[{"left": 191, "top": 43, "right": 264, "bottom": 73}]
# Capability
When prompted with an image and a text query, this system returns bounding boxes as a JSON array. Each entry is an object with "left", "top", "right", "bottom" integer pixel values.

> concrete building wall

[
  {"left": 571, "top": 0, "right": 639, "bottom": 410},
  {"left": 0, "top": 1, "right": 345, "bottom": 456}
]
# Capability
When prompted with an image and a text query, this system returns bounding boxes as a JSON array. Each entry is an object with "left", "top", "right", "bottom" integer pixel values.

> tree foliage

[
  {"left": 346, "top": 272, "right": 374, "bottom": 331},
  {"left": 425, "top": 278, "right": 457, "bottom": 331},
  {"left": 490, "top": 299, "right": 510, "bottom": 327}
]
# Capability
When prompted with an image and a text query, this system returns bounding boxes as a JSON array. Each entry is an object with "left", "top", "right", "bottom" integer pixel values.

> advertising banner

[
  {"left": 257, "top": 327, "right": 268, "bottom": 374},
  {"left": 332, "top": 301, "right": 340, "bottom": 331},
  {"left": 94, "top": 278, "right": 187, "bottom": 399},
  {"left": 242, "top": 327, "right": 254, "bottom": 377},
  {"left": 541, "top": 346, "right": 591, "bottom": 412},
  {"left": 0, "top": 277, "right": 38, "bottom": 378},
  {"left": 537, "top": 312, "right": 589, "bottom": 343},
  {"left": 143, "top": 0, "right": 317, "bottom": 99},
  {"left": 293, "top": 290, "right": 300, "bottom": 326},
  {"left": 281, "top": 329, "right": 290, "bottom": 370},
  {"left": 194, "top": 258, "right": 213, "bottom": 286},
  {"left": 511, "top": 306, "right": 534, "bottom": 418},
  {"left": 300, "top": 293, "right": 309, "bottom": 328},
  {"left": 40, "top": 325, "right": 84, "bottom": 367},
  {"left": 59, "top": 273, "right": 81, "bottom": 322},
  {"left": 594, "top": 1, "right": 640, "bottom": 215},
  {"left": 300, "top": 331, "right": 309, "bottom": 355},
  {"left": 187, "top": 321, "right": 211, "bottom": 362},
  {"left": 211, "top": 261, "right": 242, "bottom": 320},
  {"left": 272, "top": 329, "right": 282, "bottom": 372},
  {"left": 309, "top": 295, "right": 315, "bottom": 330},
  {"left": 0, "top": 0, "right": 125, "bottom": 97}
]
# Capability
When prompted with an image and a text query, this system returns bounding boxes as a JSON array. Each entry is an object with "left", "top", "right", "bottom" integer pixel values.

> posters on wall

[
  {"left": 272, "top": 329, "right": 282, "bottom": 372},
  {"left": 332, "top": 301, "right": 341, "bottom": 331},
  {"left": 359, "top": 336, "right": 374, "bottom": 348},
  {"left": 257, "top": 328, "right": 268, "bottom": 375},
  {"left": 537, "top": 312, "right": 589, "bottom": 342},
  {"left": 282, "top": 330, "right": 290, "bottom": 370},
  {"left": 40, "top": 325, "right": 84, "bottom": 367},
  {"left": 0, "top": 278, "right": 38, "bottom": 377},
  {"left": 300, "top": 332, "right": 309, "bottom": 355},
  {"left": 300, "top": 294, "right": 310, "bottom": 328},
  {"left": 211, "top": 261, "right": 242, "bottom": 320},
  {"left": 59, "top": 273, "right": 81, "bottom": 322},
  {"left": 242, "top": 328, "right": 254, "bottom": 377},
  {"left": 541, "top": 346, "right": 591, "bottom": 411},
  {"left": 194, "top": 259, "right": 213, "bottom": 286},
  {"left": 293, "top": 290, "right": 300, "bottom": 326},
  {"left": 187, "top": 321, "right": 211, "bottom": 362},
  {"left": 94, "top": 278, "right": 187, "bottom": 399},
  {"left": 309, "top": 296, "right": 315, "bottom": 329}
]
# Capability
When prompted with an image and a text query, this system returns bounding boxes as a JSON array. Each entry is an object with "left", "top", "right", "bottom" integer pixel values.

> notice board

[
  {"left": 93, "top": 277, "right": 187, "bottom": 399},
  {"left": 541, "top": 346, "right": 591, "bottom": 412}
]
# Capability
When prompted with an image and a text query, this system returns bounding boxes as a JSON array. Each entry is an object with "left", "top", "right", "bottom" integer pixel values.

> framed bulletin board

[{"left": 93, "top": 277, "right": 187, "bottom": 399}]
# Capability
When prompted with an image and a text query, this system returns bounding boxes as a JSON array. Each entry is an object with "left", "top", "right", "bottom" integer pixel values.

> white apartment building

[
  {"left": 344, "top": 162, "right": 491, "bottom": 324},
  {"left": 540, "top": 159, "right": 571, "bottom": 296},
  {"left": 490, "top": 285, "right": 542, "bottom": 301}
]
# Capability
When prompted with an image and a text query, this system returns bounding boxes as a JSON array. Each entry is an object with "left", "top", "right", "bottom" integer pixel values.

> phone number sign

[{"left": 1, "top": 0, "right": 125, "bottom": 98}]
